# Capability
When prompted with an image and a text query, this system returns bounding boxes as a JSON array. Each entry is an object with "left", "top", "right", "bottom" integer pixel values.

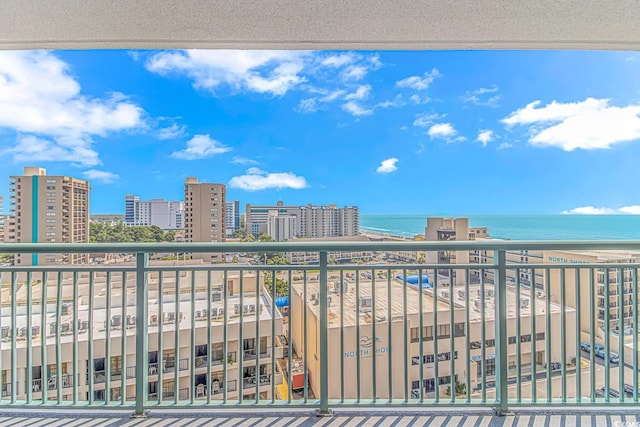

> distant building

[
  {"left": 0, "top": 196, "right": 4, "bottom": 243},
  {"left": 225, "top": 200, "right": 240, "bottom": 237},
  {"left": 245, "top": 201, "right": 359, "bottom": 241},
  {"left": 124, "top": 195, "right": 184, "bottom": 230},
  {"left": 7, "top": 166, "right": 90, "bottom": 265},
  {"left": 184, "top": 178, "right": 226, "bottom": 262}
]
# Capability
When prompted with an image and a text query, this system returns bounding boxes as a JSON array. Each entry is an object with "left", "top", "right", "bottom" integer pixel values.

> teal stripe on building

[{"left": 31, "top": 175, "right": 38, "bottom": 266}]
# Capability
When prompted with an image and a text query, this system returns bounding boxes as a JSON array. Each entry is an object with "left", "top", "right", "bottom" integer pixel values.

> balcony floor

[{"left": 1, "top": 409, "right": 638, "bottom": 426}]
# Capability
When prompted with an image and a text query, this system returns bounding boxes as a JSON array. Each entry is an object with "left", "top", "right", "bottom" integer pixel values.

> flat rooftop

[
  {"left": 0, "top": 292, "right": 279, "bottom": 350},
  {"left": 293, "top": 279, "right": 570, "bottom": 328}
]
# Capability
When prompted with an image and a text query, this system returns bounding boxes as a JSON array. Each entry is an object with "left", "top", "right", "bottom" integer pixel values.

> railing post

[
  {"left": 133, "top": 252, "right": 149, "bottom": 418},
  {"left": 317, "top": 251, "right": 332, "bottom": 416},
  {"left": 494, "top": 250, "right": 510, "bottom": 416}
]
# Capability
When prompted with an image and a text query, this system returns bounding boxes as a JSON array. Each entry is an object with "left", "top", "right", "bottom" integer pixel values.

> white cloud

[
  {"left": 147, "top": 50, "right": 308, "bottom": 96},
  {"left": 229, "top": 168, "right": 308, "bottom": 191},
  {"left": 562, "top": 205, "right": 640, "bottom": 215},
  {"left": 377, "top": 96, "right": 405, "bottom": 108},
  {"left": 502, "top": 98, "right": 640, "bottom": 150},
  {"left": 344, "top": 85, "right": 371, "bottom": 101},
  {"left": 427, "top": 123, "right": 457, "bottom": 139},
  {"left": 295, "top": 98, "right": 320, "bottom": 113},
  {"left": 409, "top": 94, "right": 431, "bottom": 105},
  {"left": 413, "top": 112, "right": 446, "bottom": 127},
  {"left": 396, "top": 69, "right": 440, "bottom": 90},
  {"left": 0, "top": 51, "right": 144, "bottom": 166},
  {"left": 341, "top": 65, "right": 368, "bottom": 81},
  {"left": 321, "top": 53, "right": 356, "bottom": 68},
  {"left": 497, "top": 142, "right": 513, "bottom": 150},
  {"left": 171, "top": 134, "right": 231, "bottom": 160},
  {"left": 463, "top": 85, "right": 500, "bottom": 107},
  {"left": 231, "top": 155, "right": 259, "bottom": 165},
  {"left": 82, "top": 169, "right": 119, "bottom": 183},
  {"left": 157, "top": 123, "right": 187, "bottom": 140},
  {"left": 342, "top": 102, "right": 373, "bottom": 117},
  {"left": 619, "top": 205, "right": 640, "bottom": 214},
  {"left": 376, "top": 158, "right": 399, "bottom": 174},
  {"left": 477, "top": 130, "right": 494, "bottom": 146}
]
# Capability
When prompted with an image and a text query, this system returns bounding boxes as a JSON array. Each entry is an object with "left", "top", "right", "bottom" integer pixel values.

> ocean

[{"left": 360, "top": 214, "right": 640, "bottom": 240}]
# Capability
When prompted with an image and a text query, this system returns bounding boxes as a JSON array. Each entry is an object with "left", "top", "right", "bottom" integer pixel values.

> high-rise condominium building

[
  {"left": 124, "top": 195, "right": 184, "bottom": 230},
  {"left": 184, "top": 178, "right": 226, "bottom": 262},
  {"left": 245, "top": 201, "right": 359, "bottom": 241},
  {"left": 0, "top": 196, "right": 5, "bottom": 243},
  {"left": 225, "top": 200, "right": 240, "bottom": 237},
  {"left": 8, "top": 167, "right": 90, "bottom": 265}
]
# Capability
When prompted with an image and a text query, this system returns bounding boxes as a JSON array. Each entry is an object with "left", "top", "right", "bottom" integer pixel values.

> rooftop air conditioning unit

[
  {"left": 234, "top": 304, "right": 240, "bottom": 315},
  {"left": 327, "top": 296, "right": 332, "bottom": 307},
  {"left": 457, "top": 290, "right": 465, "bottom": 299},
  {"left": 442, "top": 290, "right": 450, "bottom": 300},
  {"left": 485, "top": 289, "right": 495, "bottom": 299},
  {"left": 334, "top": 281, "right": 349, "bottom": 294},
  {"left": 520, "top": 298, "right": 530, "bottom": 309},
  {"left": 211, "top": 291, "right": 222, "bottom": 302},
  {"left": 359, "top": 296, "right": 372, "bottom": 313}
]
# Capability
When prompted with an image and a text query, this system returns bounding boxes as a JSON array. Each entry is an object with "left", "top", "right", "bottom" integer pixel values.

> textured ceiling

[{"left": 1, "top": 0, "right": 639, "bottom": 50}]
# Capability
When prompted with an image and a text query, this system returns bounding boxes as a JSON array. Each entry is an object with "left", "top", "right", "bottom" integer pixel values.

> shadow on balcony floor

[{"left": 0, "top": 409, "right": 639, "bottom": 426}]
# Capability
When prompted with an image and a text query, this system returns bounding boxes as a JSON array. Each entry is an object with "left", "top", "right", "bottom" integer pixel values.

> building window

[
  {"left": 46, "top": 213, "right": 56, "bottom": 217},
  {"left": 46, "top": 206, "right": 55, "bottom": 210},
  {"left": 454, "top": 323, "right": 465, "bottom": 337},
  {"left": 536, "top": 332, "right": 545, "bottom": 341},
  {"left": 46, "top": 199, "right": 56, "bottom": 203},
  {"left": 436, "top": 324, "right": 450, "bottom": 339},
  {"left": 485, "top": 339, "right": 495, "bottom": 348},
  {"left": 46, "top": 179, "right": 56, "bottom": 184},
  {"left": 46, "top": 186, "right": 55, "bottom": 190}
]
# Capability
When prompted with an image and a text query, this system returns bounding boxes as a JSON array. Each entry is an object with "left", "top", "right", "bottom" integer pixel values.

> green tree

[
  {"left": 264, "top": 274, "right": 289, "bottom": 297},
  {"left": 446, "top": 380, "right": 466, "bottom": 397}
]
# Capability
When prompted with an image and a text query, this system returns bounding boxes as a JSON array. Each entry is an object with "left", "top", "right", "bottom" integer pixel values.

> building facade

[
  {"left": 225, "top": 200, "right": 240, "bottom": 237},
  {"left": 0, "top": 271, "right": 285, "bottom": 403},
  {"left": 290, "top": 277, "right": 575, "bottom": 400},
  {"left": 183, "top": 178, "right": 226, "bottom": 262},
  {"left": 124, "top": 195, "right": 184, "bottom": 230},
  {"left": 7, "top": 167, "right": 90, "bottom": 265},
  {"left": 245, "top": 201, "right": 359, "bottom": 241}
]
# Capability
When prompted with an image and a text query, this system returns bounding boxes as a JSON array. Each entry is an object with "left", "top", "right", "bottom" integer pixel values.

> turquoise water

[{"left": 360, "top": 215, "right": 640, "bottom": 240}]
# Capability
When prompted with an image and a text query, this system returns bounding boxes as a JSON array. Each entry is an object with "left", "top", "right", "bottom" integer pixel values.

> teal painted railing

[{"left": 0, "top": 241, "right": 639, "bottom": 416}]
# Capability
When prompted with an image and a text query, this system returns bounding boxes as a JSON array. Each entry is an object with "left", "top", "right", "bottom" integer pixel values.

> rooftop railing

[{"left": 0, "top": 241, "right": 639, "bottom": 416}]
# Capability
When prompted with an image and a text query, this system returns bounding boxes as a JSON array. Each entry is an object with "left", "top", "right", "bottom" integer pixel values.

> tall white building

[
  {"left": 124, "top": 195, "right": 184, "bottom": 230},
  {"left": 225, "top": 200, "right": 240, "bottom": 237},
  {"left": 245, "top": 201, "right": 359, "bottom": 240}
]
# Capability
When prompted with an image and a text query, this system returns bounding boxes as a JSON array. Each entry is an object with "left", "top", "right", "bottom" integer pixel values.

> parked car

[
  {"left": 623, "top": 384, "right": 638, "bottom": 397},
  {"left": 596, "top": 387, "right": 620, "bottom": 398},
  {"left": 594, "top": 348, "right": 619, "bottom": 363},
  {"left": 580, "top": 342, "right": 590, "bottom": 352}
]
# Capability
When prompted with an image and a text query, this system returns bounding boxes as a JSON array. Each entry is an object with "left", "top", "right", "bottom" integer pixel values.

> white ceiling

[{"left": 1, "top": 0, "right": 639, "bottom": 51}]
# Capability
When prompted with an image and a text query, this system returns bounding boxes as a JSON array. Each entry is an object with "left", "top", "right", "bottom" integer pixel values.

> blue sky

[{"left": 1, "top": 49, "right": 640, "bottom": 215}]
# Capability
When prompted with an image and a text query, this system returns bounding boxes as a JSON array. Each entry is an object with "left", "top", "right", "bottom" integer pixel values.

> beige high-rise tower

[
  {"left": 8, "top": 167, "right": 90, "bottom": 265},
  {"left": 184, "top": 177, "right": 226, "bottom": 262}
]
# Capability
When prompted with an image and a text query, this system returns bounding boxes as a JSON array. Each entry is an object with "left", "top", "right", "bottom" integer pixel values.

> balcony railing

[{"left": 0, "top": 241, "right": 640, "bottom": 417}]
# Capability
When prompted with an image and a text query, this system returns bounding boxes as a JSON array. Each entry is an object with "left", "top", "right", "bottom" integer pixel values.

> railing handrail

[{"left": 3, "top": 240, "right": 640, "bottom": 254}]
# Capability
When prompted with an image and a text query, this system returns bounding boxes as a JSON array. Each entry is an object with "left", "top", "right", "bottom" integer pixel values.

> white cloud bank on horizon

[
  {"left": 229, "top": 167, "right": 308, "bottom": 191},
  {"left": 561, "top": 205, "right": 640, "bottom": 215},
  {"left": 376, "top": 158, "right": 399, "bottom": 174},
  {"left": 0, "top": 51, "right": 144, "bottom": 166},
  {"left": 503, "top": 97, "right": 640, "bottom": 151}
]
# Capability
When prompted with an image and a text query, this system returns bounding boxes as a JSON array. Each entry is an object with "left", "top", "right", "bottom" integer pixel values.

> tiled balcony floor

[{"left": 0, "top": 409, "right": 638, "bottom": 427}]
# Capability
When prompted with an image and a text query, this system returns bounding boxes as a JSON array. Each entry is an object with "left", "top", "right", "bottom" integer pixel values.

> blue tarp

[
  {"left": 396, "top": 274, "right": 432, "bottom": 288},
  {"left": 275, "top": 296, "right": 289, "bottom": 307}
]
